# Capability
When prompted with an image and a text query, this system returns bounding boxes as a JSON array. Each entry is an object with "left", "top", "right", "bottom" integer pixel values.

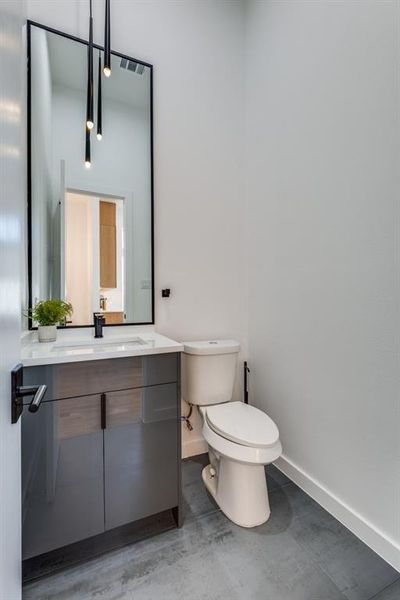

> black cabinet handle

[
  {"left": 25, "top": 385, "right": 47, "bottom": 412},
  {"left": 101, "top": 393, "right": 106, "bottom": 429},
  {"left": 11, "top": 364, "right": 47, "bottom": 423}
]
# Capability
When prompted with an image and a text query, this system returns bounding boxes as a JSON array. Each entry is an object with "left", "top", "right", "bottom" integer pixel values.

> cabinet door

[
  {"left": 21, "top": 395, "right": 104, "bottom": 559},
  {"left": 104, "top": 384, "right": 179, "bottom": 530}
]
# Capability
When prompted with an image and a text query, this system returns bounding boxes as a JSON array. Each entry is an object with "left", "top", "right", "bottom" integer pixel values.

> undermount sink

[
  {"left": 52, "top": 337, "right": 149, "bottom": 352},
  {"left": 21, "top": 332, "right": 183, "bottom": 367}
]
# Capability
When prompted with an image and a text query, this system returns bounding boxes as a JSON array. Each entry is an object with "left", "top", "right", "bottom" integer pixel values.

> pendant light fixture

[
  {"left": 103, "top": 0, "right": 111, "bottom": 77},
  {"left": 86, "top": 0, "right": 94, "bottom": 130},
  {"left": 85, "top": 128, "right": 91, "bottom": 169},
  {"left": 97, "top": 51, "right": 102, "bottom": 140}
]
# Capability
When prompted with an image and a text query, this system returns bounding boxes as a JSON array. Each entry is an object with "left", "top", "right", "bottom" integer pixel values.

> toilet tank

[{"left": 182, "top": 340, "right": 240, "bottom": 406}]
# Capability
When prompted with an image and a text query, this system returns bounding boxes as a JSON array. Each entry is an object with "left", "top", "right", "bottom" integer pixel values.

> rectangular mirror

[{"left": 28, "top": 22, "right": 154, "bottom": 327}]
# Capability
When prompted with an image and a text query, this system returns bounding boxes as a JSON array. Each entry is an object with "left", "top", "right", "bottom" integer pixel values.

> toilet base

[{"left": 202, "top": 457, "right": 271, "bottom": 528}]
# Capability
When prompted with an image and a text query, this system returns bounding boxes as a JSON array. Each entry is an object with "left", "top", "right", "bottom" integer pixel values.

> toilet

[{"left": 182, "top": 340, "right": 282, "bottom": 528}]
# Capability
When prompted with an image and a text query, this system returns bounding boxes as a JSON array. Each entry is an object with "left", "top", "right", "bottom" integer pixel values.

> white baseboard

[
  {"left": 274, "top": 454, "right": 400, "bottom": 573},
  {"left": 182, "top": 437, "right": 208, "bottom": 459}
]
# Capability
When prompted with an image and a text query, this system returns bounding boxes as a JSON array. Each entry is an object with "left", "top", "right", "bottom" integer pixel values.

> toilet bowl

[
  {"left": 182, "top": 340, "right": 282, "bottom": 528},
  {"left": 200, "top": 401, "right": 282, "bottom": 527}
]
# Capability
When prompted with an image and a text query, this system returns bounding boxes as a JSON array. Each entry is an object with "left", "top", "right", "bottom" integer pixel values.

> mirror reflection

[{"left": 29, "top": 24, "right": 153, "bottom": 326}]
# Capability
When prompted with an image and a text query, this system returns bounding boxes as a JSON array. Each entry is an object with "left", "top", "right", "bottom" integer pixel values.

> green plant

[{"left": 27, "top": 299, "right": 73, "bottom": 326}]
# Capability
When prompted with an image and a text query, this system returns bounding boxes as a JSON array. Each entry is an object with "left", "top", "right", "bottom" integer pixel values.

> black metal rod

[
  {"left": 101, "top": 393, "right": 106, "bottom": 429},
  {"left": 97, "top": 51, "right": 102, "bottom": 139},
  {"left": 107, "top": 0, "right": 111, "bottom": 70},
  {"left": 104, "top": 0, "right": 111, "bottom": 76},
  {"left": 85, "top": 127, "right": 91, "bottom": 166},
  {"left": 86, "top": 1, "right": 94, "bottom": 128},
  {"left": 244, "top": 361, "right": 250, "bottom": 404}
]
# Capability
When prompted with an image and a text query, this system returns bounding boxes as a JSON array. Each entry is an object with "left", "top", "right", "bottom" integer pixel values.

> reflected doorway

[{"left": 65, "top": 190, "right": 125, "bottom": 326}]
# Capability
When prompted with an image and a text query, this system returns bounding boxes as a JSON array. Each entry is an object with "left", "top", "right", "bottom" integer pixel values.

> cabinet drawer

[
  {"left": 25, "top": 353, "right": 179, "bottom": 401},
  {"left": 106, "top": 384, "right": 178, "bottom": 428},
  {"left": 52, "top": 358, "right": 142, "bottom": 399}
]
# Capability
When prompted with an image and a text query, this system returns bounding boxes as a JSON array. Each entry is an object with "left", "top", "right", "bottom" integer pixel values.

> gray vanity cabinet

[
  {"left": 104, "top": 383, "right": 178, "bottom": 530},
  {"left": 22, "top": 354, "right": 180, "bottom": 561},
  {"left": 21, "top": 394, "right": 105, "bottom": 560}
]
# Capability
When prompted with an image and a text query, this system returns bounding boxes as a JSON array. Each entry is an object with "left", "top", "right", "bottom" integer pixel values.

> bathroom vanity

[
  {"left": 21, "top": 19, "right": 179, "bottom": 581},
  {"left": 20, "top": 333, "right": 183, "bottom": 580}
]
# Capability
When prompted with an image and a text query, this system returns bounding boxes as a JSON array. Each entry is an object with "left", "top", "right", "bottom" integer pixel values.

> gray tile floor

[{"left": 23, "top": 455, "right": 399, "bottom": 600}]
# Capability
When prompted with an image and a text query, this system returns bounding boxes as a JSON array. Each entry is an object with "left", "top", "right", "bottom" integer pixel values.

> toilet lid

[{"left": 205, "top": 401, "right": 279, "bottom": 449}]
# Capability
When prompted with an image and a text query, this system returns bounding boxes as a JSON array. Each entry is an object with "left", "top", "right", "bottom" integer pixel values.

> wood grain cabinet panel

[
  {"left": 51, "top": 357, "right": 143, "bottom": 399},
  {"left": 58, "top": 394, "right": 102, "bottom": 439},
  {"left": 106, "top": 388, "right": 142, "bottom": 428}
]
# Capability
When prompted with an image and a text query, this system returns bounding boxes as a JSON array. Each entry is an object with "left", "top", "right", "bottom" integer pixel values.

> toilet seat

[
  {"left": 205, "top": 401, "right": 279, "bottom": 449},
  {"left": 202, "top": 414, "right": 282, "bottom": 466}
]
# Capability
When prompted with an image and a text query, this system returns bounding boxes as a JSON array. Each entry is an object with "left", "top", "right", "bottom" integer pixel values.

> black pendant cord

[
  {"left": 97, "top": 51, "right": 102, "bottom": 140},
  {"left": 104, "top": 0, "right": 111, "bottom": 77},
  {"left": 86, "top": 0, "right": 94, "bottom": 130},
  {"left": 85, "top": 0, "right": 93, "bottom": 167}
]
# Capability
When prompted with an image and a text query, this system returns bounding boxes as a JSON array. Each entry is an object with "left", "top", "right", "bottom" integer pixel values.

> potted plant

[{"left": 27, "top": 300, "right": 73, "bottom": 342}]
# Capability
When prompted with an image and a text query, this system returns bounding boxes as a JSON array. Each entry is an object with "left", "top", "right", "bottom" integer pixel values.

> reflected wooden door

[{"left": 100, "top": 200, "right": 116, "bottom": 288}]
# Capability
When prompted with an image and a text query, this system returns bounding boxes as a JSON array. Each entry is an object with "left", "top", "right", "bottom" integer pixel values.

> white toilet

[{"left": 182, "top": 340, "right": 282, "bottom": 528}]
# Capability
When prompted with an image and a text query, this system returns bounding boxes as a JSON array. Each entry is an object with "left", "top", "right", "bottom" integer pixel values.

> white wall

[
  {"left": 245, "top": 0, "right": 399, "bottom": 569},
  {"left": 0, "top": 1, "right": 26, "bottom": 597}
]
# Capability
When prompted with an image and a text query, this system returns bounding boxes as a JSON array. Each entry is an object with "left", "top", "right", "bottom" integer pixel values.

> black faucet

[{"left": 93, "top": 313, "right": 106, "bottom": 338}]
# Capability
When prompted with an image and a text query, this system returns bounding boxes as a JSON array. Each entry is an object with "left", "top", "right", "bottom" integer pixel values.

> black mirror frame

[{"left": 27, "top": 20, "right": 155, "bottom": 330}]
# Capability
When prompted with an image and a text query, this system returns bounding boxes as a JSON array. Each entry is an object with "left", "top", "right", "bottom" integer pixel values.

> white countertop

[{"left": 21, "top": 327, "right": 183, "bottom": 367}]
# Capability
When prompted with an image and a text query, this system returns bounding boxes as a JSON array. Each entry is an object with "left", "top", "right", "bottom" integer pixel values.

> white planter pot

[{"left": 38, "top": 325, "right": 57, "bottom": 343}]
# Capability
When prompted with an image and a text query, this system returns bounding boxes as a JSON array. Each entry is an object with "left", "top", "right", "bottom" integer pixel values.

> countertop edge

[{"left": 21, "top": 344, "right": 184, "bottom": 367}]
